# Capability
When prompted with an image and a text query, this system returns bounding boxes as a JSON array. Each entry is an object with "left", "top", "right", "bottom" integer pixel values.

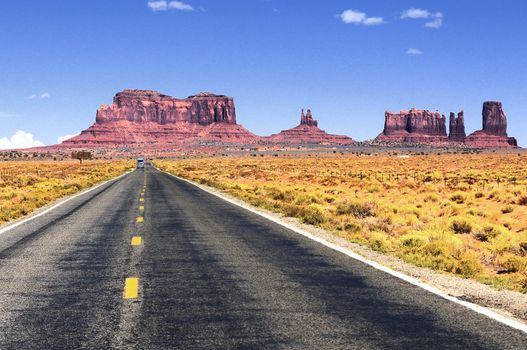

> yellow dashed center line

[
  {"left": 139, "top": 205, "right": 144, "bottom": 211},
  {"left": 136, "top": 216, "right": 144, "bottom": 223},
  {"left": 124, "top": 277, "right": 139, "bottom": 299},
  {"left": 131, "top": 236, "right": 142, "bottom": 246},
  {"left": 139, "top": 198, "right": 144, "bottom": 202}
]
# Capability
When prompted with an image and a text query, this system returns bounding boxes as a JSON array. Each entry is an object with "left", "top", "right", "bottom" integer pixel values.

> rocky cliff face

[
  {"left": 376, "top": 109, "right": 448, "bottom": 142},
  {"left": 266, "top": 109, "right": 354, "bottom": 145},
  {"left": 465, "top": 101, "right": 517, "bottom": 148},
  {"left": 448, "top": 111, "right": 466, "bottom": 142},
  {"left": 481, "top": 101, "right": 507, "bottom": 136},
  {"left": 95, "top": 90, "right": 236, "bottom": 125}
]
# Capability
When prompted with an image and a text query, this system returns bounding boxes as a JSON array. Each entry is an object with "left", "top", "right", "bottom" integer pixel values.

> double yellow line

[{"left": 124, "top": 175, "right": 147, "bottom": 300}]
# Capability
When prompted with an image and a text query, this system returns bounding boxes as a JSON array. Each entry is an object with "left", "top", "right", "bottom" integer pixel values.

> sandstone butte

[
  {"left": 265, "top": 109, "right": 354, "bottom": 145},
  {"left": 465, "top": 101, "right": 518, "bottom": 148},
  {"left": 375, "top": 101, "right": 518, "bottom": 148},
  {"left": 62, "top": 90, "right": 259, "bottom": 147}
]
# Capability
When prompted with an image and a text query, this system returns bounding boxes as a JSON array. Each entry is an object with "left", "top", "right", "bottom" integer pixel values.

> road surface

[{"left": 0, "top": 166, "right": 525, "bottom": 349}]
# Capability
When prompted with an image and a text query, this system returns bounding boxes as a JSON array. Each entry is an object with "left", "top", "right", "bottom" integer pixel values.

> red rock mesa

[
  {"left": 63, "top": 90, "right": 257, "bottom": 147},
  {"left": 375, "top": 109, "right": 448, "bottom": 143}
]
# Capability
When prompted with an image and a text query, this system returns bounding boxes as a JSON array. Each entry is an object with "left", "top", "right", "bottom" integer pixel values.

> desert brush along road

[{"left": 0, "top": 165, "right": 526, "bottom": 349}]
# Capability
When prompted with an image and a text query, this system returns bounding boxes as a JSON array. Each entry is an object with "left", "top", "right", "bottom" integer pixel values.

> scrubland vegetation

[
  {"left": 155, "top": 154, "right": 527, "bottom": 292},
  {"left": 0, "top": 160, "right": 133, "bottom": 225}
]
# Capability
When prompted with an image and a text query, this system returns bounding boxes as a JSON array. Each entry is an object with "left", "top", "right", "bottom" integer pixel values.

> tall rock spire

[{"left": 448, "top": 110, "right": 466, "bottom": 142}]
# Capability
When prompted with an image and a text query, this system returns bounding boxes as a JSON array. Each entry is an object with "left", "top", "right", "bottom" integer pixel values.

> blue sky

[{"left": 1, "top": 0, "right": 526, "bottom": 148}]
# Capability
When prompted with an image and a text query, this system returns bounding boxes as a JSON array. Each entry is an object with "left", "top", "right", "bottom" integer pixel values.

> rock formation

[
  {"left": 375, "top": 102, "right": 518, "bottom": 148},
  {"left": 95, "top": 90, "right": 237, "bottom": 125},
  {"left": 266, "top": 109, "right": 354, "bottom": 145},
  {"left": 63, "top": 90, "right": 257, "bottom": 147},
  {"left": 448, "top": 111, "right": 466, "bottom": 142},
  {"left": 375, "top": 109, "right": 448, "bottom": 143},
  {"left": 300, "top": 109, "right": 318, "bottom": 127},
  {"left": 465, "top": 101, "right": 517, "bottom": 148}
]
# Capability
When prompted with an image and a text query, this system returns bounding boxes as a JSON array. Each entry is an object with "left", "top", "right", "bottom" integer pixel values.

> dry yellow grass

[
  {"left": 155, "top": 153, "right": 527, "bottom": 292},
  {"left": 0, "top": 160, "right": 134, "bottom": 225}
]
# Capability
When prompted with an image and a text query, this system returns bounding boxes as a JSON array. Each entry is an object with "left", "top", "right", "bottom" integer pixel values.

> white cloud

[
  {"left": 340, "top": 9, "right": 384, "bottom": 26},
  {"left": 27, "top": 92, "right": 50, "bottom": 100},
  {"left": 57, "top": 132, "right": 80, "bottom": 144},
  {"left": 0, "top": 130, "right": 45, "bottom": 150},
  {"left": 169, "top": 1, "right": 193, "bottom": 10},
  {"left": 148, "top": 0, "right": 168, "bottom": 11},
  {"left": 401, "top": 8, "right": 430, "bottom": 19},
  {"left": 147, "top": 1, "right": 193, "bottom": 11},
  {"left": 406, "top": 48, "right": 423, "bottom": 55},
  {"left": 401, "top": 8, "right": 443, "bottom": 28},
  {"left": 0, "top": 112, "right": 16, "bottom": 118},
  {"left": 425, "top": 15, "right": 443, "bottom": 28},
  {"left": 363, "top": 17, "right": 384, "bottom": 26}
]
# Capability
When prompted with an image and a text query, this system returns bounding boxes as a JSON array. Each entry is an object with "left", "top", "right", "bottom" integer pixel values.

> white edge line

[
  {"left": 156, "top": 167, "right": 527, "bottom": 334},
  {"left": 0, "top": 170, "right": 133, "bottom": 235}
]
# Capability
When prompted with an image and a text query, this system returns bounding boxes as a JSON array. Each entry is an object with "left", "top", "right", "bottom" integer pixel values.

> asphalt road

[{"left": 0, "top": 166, "right": 526, "bottom": 349}]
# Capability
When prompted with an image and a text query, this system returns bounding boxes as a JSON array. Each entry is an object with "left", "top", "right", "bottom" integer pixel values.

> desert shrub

[
  {"left": 424, "top": 194, "right": 439, "bottom": 203},
  {"left": 367, "top": 231, "right": 392, "bottom": 252},
  {"left": 455, "top": 251, "right": 483, "bottom": 277},
  {"left": 486, "top": 230, "right": 520, "bottom": 253},
  {"left": 518, "top": 196, "right": 527, "bottom": 206},
  {"left": 473, "top": 224, "right": 507, "bottom": 242},
  {"left": 451, "top": 218, "right": 472, "bottom": 234},
  {"left": 398, "top": 230, "right": 466, "bottom": 274},
  {"left": 336, "top": 201, "right": 377, "bottom": 218},
  {"left": 365, "top": 216, "right": 392, "bottom": 233},
  {"left": 344, "top": 222, "right": 361, "bottom": 232},
  {"left": 499, "top": 254, "right": 527, "bottom": 273},
  {"left": 299, "top": 205, "right": 326, "bottom": 225},
  {"left": 475, "top": 192, "right": 484, "bottom": 199},
  {"left": 487, "top": 190, "right": 501, "bottom": 200},
  {"left": 398, "top": 233, "right": 427, "bottom": 248},
  {"left": 281, "top": 203, "right": 302, "bottom": 217},
  {"left": 450, "top": 192, "right": 466, "bottom": 204},
  {"left": 501, "top": 205, "right": 514, "bottom": 214},
  {"left": 294, "top": 193, "right": 320, "bottom": 205}
]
